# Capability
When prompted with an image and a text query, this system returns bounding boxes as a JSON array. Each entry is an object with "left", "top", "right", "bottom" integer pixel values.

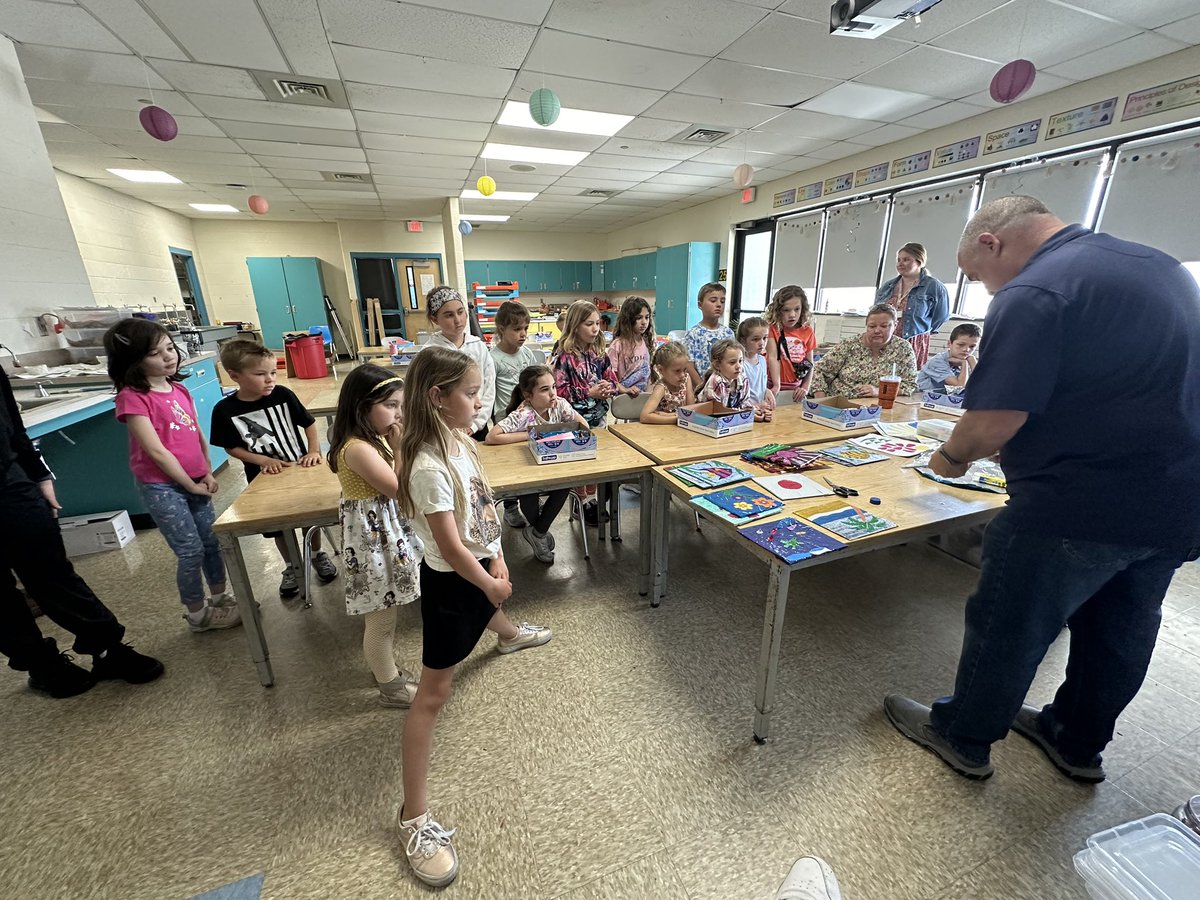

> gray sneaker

[
  {"left": 279, "top": 566, "right": 299, "bottom": 598},
  {"left": 775, "top": 856, "right": 842, "bottom": 900},
  {"left": 497, "top": 621, "right": 552, "bottom": 654},
  {"left": 377, "top": 670, "right": 420, "bottom": 708},
  {"left": 312, "top": 550, "right": 338, "bottom": 583},
  {"left": 521, "top": 527, "right": 554, "bottom": 564},
  {"left": 184, "top": 603, "right": 242, "bottom": 633},
  {"left": 398, "top": 808, "right": 459, "bottom": 887},
  {"left": 1011, "top": 704, "right": 1106, "bottom": 783},
  {"left": 884, "top": 694, "right": 994, "bottom": 780},
  {"left": 503, "top": 504, "right": 528, "bottom": 528}
]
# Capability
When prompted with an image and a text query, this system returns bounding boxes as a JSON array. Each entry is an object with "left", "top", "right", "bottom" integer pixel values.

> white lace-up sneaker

[
  {"left": 775, "top": 856, "right": 842, "bottom": 900},
  {"left": 496, "top": 621, "right": 552, "bottom": 654},
  {"left": 377, "top": 670, "right": 420, "bottom": 708},
  {"left": 397, "top": 808, "right": 459, "bottom": 887}
]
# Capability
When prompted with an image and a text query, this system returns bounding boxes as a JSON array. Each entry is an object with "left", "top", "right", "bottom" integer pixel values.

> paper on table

[
  {"left": 902, "top": 452, "right": 1007, "bottom": 493},
  {"left": 753, "top": 474, "right": 833, "bottom": 500},
  {"left": 848, "top": 433, "right": 937, "bottom": 457}
]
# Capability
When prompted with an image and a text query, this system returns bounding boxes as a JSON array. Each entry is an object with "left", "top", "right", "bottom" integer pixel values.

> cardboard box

[
  {"left": 920, "top": 391, "right": 967, "bottom": 416},
  {"left": 59, "top": 509, "right": 134, "bottom": 557},
  {"left": 801, "top": 396, "right": 881, "bottom": 430},
  {"left": 676, "top": 401, "right": 755, "bottom": 438},
  {"left": 527, "top": 423, "right": 598, "bottom": 465}
]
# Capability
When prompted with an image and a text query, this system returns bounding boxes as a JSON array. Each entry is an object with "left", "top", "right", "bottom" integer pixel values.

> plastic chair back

[
  {"left": 667, "top": 329, "right": 687, "bottom": 344},
  {"left": 610, "top": 393, "right": 650, "bottom": 422}
]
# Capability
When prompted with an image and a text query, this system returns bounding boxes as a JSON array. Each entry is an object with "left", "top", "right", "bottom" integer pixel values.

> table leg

[
  {"left": 219, "top": 532, "right": 274, "bottom": 687},
  {"left": 598, "top": 482, "right": 608, "bottom": 542},
  {"left": 753, "top": 562, "right": 791, "bottom": 743},
  {"left": 651, "top": 480, "right": 670, "bottom": 607},
  {"left": 282, "top": 528, "right": 307, "bottom": 606},
  {"left": 610, "top": 482, "right": 622, "bottom": 542},
  {"left": 638, "top": 472, "right": 652, "bottom": 597}
]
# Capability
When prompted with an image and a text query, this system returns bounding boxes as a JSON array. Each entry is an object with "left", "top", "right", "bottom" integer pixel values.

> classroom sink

[{"left": 14, "top": 391, "right": 94, "bottom": 412}]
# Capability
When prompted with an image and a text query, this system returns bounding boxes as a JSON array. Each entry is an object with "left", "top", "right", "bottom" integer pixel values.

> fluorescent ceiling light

[
  {"left": 481, "top": 142, "right": 589, "bottom": 166},
  {"left": 498, "top": 101, "right": 633, "bottom": 137},
  {"left": 189, "top": 203, "right": 240, "bottom": 213},
  {"left": 108, "top": 168, "right": 182, "bottom": 183},
  {"left": 461, "top": 214, "right": 510, "bottom": 222},
  {"left": 460, "top": 189, "right": 538, "bottom": 202}
]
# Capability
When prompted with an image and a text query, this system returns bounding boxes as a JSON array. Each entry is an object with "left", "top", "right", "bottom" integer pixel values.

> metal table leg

[
  {"left": 752, "top": 562, "right": 791, "bottom": 743},
  {"left": 651, "top": 480, "right": 670, "bottom": 607},
  {"left": 598, "top": 482, "right": 608, "bottom": 542},
  {"left": 638, "top": 472, "right": 652, "bottom": 596},
  {"left": 219, "top": 532, "right": 274, "bottom": 687},
  {"left": 281, "top": 528, "right": 307, "bottom": 606},
  {"left": 610, "top": 482, "right": 622, "bottom": 542}
]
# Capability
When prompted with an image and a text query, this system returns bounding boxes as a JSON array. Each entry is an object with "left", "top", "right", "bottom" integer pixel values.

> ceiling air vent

[
  {"left": 673, "top": 126, "right": 732, "bottom": 145},
  {"left": 581, "top": 189, "right": 614, "bottom": 198},
  {"left": 249, "top": 70, "right": 350, "bottom": 109},
  {"left": 321, "top": 172, "right": 374, "bottom": 186}
]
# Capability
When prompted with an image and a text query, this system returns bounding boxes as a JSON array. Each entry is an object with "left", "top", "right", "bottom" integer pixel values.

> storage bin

[
  {"left": 64, "top": 326, "right": 112, "bottom": 347},
  {"left": 57, "top": 307, "right": 131, "bottom": 329},
  {"left": 284, "top": 333, "right": 327, "bottom": 379},
  {"left": 59, "top": 510, "right": 134, "bottom": 557},
  {"left": 1074, "top": 813, "right": 1200, "bottom": 899}
]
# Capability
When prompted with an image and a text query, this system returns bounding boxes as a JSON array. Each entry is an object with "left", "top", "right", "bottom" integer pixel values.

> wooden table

[
  {"left": 608, "top": 399, "right": 928, "bottom": 466},
  {"left": 650, "top": 451, "right": 1006, "bottom": 741},
  {"left": 215, "top": 430, "right": 658, "bottom": 686}
]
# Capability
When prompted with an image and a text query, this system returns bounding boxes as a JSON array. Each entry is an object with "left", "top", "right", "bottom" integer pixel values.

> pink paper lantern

[
  {"left": 989, "top": 59, "right": 1037, "bottom": 104},
  {"left": 248, "top": 195, "right": 270, "bottom": 215},
  {"left": 139, "top": 105, "right": 178, "bottom": 141}
]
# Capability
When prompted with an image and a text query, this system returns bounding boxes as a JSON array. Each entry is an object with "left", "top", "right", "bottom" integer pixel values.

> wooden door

[{"left": 396, "top": 258, "right": 443, "bottom": 337}]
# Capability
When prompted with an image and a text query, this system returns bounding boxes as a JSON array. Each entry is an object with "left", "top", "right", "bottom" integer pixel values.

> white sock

[{"left": 185, "top": 606, "right": 208, "bottom": 622}]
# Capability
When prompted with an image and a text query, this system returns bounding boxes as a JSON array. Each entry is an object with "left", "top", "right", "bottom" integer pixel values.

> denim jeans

[
  {"left": 138, "top": 481, "right": 226, "bottom": 606},
  {"left": 930, "top": 508, "right": 1194, "bottom": 765}
]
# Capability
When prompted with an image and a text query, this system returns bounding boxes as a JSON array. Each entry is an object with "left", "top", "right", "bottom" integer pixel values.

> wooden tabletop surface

[
  {"left": 608, "top": 398, "right": 935, "bottom": 466},
  {"left": 652, "top": 450, "right": 1005, "bottom": 570},
  {"left": 479, "top": 429, "right": 655, "bottom": 496}
]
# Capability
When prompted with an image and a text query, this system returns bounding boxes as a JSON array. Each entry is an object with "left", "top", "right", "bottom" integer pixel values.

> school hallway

[{"left": 3, "top": 472, "right": 1199, "bottom": 900}]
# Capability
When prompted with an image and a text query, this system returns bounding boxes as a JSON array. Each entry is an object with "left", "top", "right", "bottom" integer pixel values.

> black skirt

[{"left": 419, "top": 559, "right": 497, "bottom": 669}]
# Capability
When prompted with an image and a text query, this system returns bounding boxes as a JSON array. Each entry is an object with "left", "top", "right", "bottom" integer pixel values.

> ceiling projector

[{"left": 830, "top": 0, "right": 946, "bottom": 37}]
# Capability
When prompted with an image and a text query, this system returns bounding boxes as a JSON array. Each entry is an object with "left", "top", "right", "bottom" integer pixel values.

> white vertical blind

[
  {"left": 819, "top": 200, "right": 889, "bottom": 288},
  {"left": 979, "top": 151, "right": 1106, "bottom": 226},
  {"left": 884, "top": 179, "right": 974, "bottom": 304},
  {"left": 1098, "top": 132, "right": 1200, "bottom": 262},
  {"left": 738, "top": 230, "right": 773, "bottom": 313},
  {"left": 770, "top": 210, "right": 824, "bottom": 297}
]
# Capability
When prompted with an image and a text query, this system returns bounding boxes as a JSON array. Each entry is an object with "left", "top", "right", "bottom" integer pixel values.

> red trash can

[{"left": 285, "top": 334, "right": 328, "bottom": 379}]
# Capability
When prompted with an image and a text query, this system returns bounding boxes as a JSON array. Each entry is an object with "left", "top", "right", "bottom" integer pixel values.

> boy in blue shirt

[{"left": 917, "top": 323, "right": 980, "bottom": 393}]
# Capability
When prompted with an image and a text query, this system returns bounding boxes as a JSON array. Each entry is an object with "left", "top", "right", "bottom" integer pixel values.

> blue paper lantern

[
  {"left": 458, "top": 220, "right": 472, "bottom": 236},
  {"left": 529, "top": 87, "right": 561, "bottom": 127}
]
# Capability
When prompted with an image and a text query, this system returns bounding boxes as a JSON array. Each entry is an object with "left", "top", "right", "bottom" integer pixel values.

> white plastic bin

[{"left": 1074, "top": 813, "right": 1200, "bottom": 899}]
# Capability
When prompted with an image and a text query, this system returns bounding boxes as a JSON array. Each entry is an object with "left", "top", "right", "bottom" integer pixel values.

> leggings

[
  {"left": 362, "top": 607, "right": 399, "bottom": 683},
  {"left": 519, "top": 490, "right": 570, "bottom": 535},
  {"left": 137, "top": 481, "right": 225, "bottom": 606}
]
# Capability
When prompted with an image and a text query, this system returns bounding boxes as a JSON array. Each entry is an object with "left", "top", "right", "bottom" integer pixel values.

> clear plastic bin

[
  {"left": 64, "top": 326, "right": 112, "bottom": 347},
  {"left": 1074, "top": 813, "right": 1200, "bottom": 899},
  {"left": 56, "top": 307, "right": 131, "bottom": 330}
]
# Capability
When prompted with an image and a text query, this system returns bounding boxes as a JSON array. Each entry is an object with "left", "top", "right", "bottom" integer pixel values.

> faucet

[{"left": 0, "top": 343, "right": 20, "bottom": 369}]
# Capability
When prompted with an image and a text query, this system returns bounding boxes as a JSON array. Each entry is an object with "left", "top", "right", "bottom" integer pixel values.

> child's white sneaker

[
  {"left": 184, "top": 603, "right": 242, "bottom": 633},
  {"left": 398, "top": 808, "right": 459, "bottom": 887},
  {"left": 497, "top": 622, "right": 552, "bottom": 654},
  {"left": 377, "top": 670, "right": 419, "bottom": 708},
  {"left": 775, "top": 856, "right": 842, "bottom": 900}
]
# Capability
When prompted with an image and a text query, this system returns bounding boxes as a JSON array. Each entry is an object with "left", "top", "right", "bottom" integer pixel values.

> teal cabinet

[
  {"left": 571, "top": 261, "right": 592, "bottom": 293},
  {"left": 523, "top": 261, "right": 551, "bottom": 292},
  {"left": 653, "top": 242, "right": 720, "bottom": 333},
  {"left": 487, "top": 259, "right": 524, "bottom": 285},
  {"left": 591, "top": 260, "right": 604, "bottom": 292},
  {"left": 631, "top": 252, "right": 657, "bottom": 292},
  {"left": 247, "top": 257, "right": 328, "bottom": 348},
  {"left": 464, "top": 260, "right": 489, "bottom": 287},
  {"left": 181, "top": 358, "right": 228, "bottom": 472}
]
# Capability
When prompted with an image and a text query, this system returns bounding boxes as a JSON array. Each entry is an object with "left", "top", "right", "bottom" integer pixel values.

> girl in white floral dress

[{"left": 327, "top": 364, "right": 423, "bottom": 707}]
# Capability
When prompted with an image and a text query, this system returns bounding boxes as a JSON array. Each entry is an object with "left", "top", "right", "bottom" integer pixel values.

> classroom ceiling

[{"left": 3, "top": 0, "right": 1199, "bottom": 232}]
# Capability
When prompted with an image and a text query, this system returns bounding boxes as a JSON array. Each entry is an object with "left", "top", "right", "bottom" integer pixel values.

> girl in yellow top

[{"left": 327, "top": 364, "right": 423, "bottom": 708}]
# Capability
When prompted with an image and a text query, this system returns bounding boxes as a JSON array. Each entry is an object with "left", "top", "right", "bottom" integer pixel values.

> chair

[
  {"left": 774, "top": 390, "right": 796, "bottom": 406},
  {"left": 530, "top": 348, "right": 547, "bottom": 364},
  {"left": 609, "top": 393, "right": 650, "bottom": 422},
  {"left": 299, "top": 523, "right": 341, "bottom": 608},
  {"left": 667, "top": 329, "right": 687, "bottom": 344},
  {"left": 308, "top": 325, "right": 337, "bottom": 380}
]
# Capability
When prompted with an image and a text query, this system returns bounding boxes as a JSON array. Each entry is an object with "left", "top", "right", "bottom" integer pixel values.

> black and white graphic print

[{"left": 230, "top": 405, "right": 304, "bottom": 462}]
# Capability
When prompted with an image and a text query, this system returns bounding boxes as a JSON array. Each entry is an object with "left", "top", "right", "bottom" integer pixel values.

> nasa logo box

[
  {"left": 801, "top": 396, "right": 881, "bottom": 430},
  {"left": 527, "top": 422, "right": 598, "bottom": 465},
  {"left": 676, "top": 401, "right": 755, "bottom": 438}
]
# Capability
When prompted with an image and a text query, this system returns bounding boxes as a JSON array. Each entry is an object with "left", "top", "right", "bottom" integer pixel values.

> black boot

[
  {"left": 92, "top": 642, "right": 165, "bottom": 684},
  {"left": 27, "top": 639, "right": 96, "bottom": 698}
]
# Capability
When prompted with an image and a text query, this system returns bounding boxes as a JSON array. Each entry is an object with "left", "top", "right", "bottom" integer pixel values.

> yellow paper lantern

[{"left": 476, "top": 175, "right": 496, "bottom": 196}]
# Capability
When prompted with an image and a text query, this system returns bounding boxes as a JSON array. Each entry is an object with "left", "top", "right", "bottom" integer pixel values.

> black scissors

[{"left": 824, "top": 477, "right": 859, "bottom": 498}]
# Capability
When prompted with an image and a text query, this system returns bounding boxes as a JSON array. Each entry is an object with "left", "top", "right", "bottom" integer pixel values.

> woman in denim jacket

[{"left": 875, "top": 241, "right": 950, "bottom": 368}]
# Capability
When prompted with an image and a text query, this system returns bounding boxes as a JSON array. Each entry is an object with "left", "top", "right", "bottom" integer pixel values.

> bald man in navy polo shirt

[{"left": 885, "top": 196, "right": 1200, "bottom": 782}]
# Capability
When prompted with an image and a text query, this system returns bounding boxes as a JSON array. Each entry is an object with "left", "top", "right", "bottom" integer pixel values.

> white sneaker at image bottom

[
  {"left": 398, "top": 808, "right": 459, "bottom": 887},
  {"left": 775, "top": 856, "right": 841, "bottom": 900}
]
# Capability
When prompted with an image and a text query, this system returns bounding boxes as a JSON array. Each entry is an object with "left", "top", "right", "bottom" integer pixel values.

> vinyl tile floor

[{"left": 3, "top": 472, "right": 1199, "bottom": 900}]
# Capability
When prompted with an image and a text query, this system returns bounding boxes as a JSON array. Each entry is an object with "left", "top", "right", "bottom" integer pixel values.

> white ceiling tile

[
  {"left": 930, "top": 0, "right": 1139, "bottom": 68},
  {"left": 758, "top": 108, "right": 881, "bottom": 140},
  {"left": 24, "top": 80, "right": 202, "bottom": 116},
  {"left": 1045, "top": 32, "right": 1188, "bottom": 81},
  {"left": 367, "top": 148, "right": 476, "bottom": 168},
  {"left": 721, "top": 13, "right": 912, "bottom": 80},
  {"left": 40, "top": 122, "right": 97, "bottom": 144},
  {"left": 332, "top": 45, "right": 516, "bottom": 99},
  {"left": 483, "top": 125, "right": 606, "bottom": 153},
  {"left": 650, "top": 171, "right": 725, "bottom": 186},
  {"left": 508, "top": 72, "right": 664, "bottom": 116},
  {"left": 257, "top": 0, "right": 339, "bottom": 79},
  {"left": 370, "top": 171, "right": 471, "bottom": 185},
  {"left": 741, "top": 132, "right": 830, "bottom": 155},
  {"left": 568, "top": 165, "right": 658, "bottom": 181},
  {"left": 139, "top": 0, "right": 289, "bottom": 69},
  {"left": 553, "top": 176, "right": 643, "bottom": 190},
  {"left": 15, "top": 46, "right": 171, "bottom": 89},
  {"left": 133, "top": 149, "right": 252, "bottom": 166},
  {"left": 82, "top": 129, "right": 245, "bottom": 154},
  {"left": 148, "top": 60, "right": 266, "bottom": 99},
  {"left": 688, "top": 146, "right": 787, "bottom": 166},
  {"left": 322, "top": 0, "right": 537, "bottom": 67},
  {"left": 355, "top": 112, "right": 491, "bottom": 142},
  {"left": 1, "top": 0, "right": 127, "bottom": 52},
  {"left": 239, "top": 141, "right": 366, "bottom": 161},
  {"left": 621, "top": 181, "right": 695, "bottom": 194},
  {"left": 467, "top": 162, "right": 576, "bottom": 178},
  {"left": 850, "top": 122, "right": 926, "bottom": 147},
  {"left": 79, "top": 0, "right": 189, "bottom": 59},
  {"left": 676, "top": 59, "right": 838, "bottom": 106},
  {"left": 1156, "top": 12, "right": 1200, "bottom": 41},
  {"left": 526, "top": 30, "right": 707, "bottom": 90},
  {"left": 1059, "top": 0, "right": 1200, "bottom": 29},
  {"left": 642, "top": 93, "right": 783, "bottom": 129},
  {"left": 217, "top": 121, "right": 362, "bottom": 146},
  {"left": 267, "top": 168, "right": 327, "bottom": 181},
  {"left": 960, "top": 70, "right": 1076, "bottom": 107},
  {"left": 667, "top": 160, "right": 740, "bottom": 177},
  {"left": 614, "top": 117, "right": 692, "bottom": 141},
  {"left": 580, "top": 153, "right": 677, "bottom": 172},
  {"left": 397, "top": 0, "right": 552, "bottom": 25},
  {"left": 803, "top": 140, "right": 872, "bottom": 161},
  {"left": 347, "top": 82, "right": 502, "bottom": 122},
  {"left": 800, "top": 83, "right": 941, "bottom": 121},
  {"left": 251, "top": 156, "right": 370, "bottom": 172},
  {"left": 167, "top": 95, "right": 357, "bottom": 128},
  {"left": 853, "top": 47, "right": 1002, "bottom": 100},
  {"left": 40, "top": 105, "right": 216, "bottom": 135},
  {"left": 900, "top": 101, "right": 988, "bottom": 131},
  {"left": 361, "top": 134, "right": 482, "bottom": 157},
  {"left": 545, "top": 0, "right": 767, "bottom": 55}
]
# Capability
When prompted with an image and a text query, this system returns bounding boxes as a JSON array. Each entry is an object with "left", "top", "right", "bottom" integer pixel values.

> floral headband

[{"left": 426, "top": 286, "right": 462, "bottom": 316}]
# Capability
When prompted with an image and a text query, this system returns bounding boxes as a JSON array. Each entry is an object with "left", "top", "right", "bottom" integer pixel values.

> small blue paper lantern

[
  {"left": 529, "top": 87, "right": 561, "bottom": 127},
  {"left": 458, "top": 220, "right": 472, "bottom": 236}
]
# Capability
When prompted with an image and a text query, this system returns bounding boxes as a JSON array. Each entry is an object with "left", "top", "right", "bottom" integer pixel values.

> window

[
  {"left": 770, "top": 210, "right": 823, "bottom": 305},
  {"left": 1098, "top": 131, "right": 1200, "bottom": 263},
  {"left": 884, "top": 179, "right": 975, "bottom": 308},
  {"left": 736, "top": 228, "right": 773, "bottom": 315},
  {"left": 817, "top": 200, "right": 889, "bottom": 314}
]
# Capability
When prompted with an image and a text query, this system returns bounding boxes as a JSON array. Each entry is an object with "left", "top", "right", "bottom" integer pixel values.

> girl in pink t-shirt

[{"left": 105, "top": 319, "right": 240, "bottom": 633}]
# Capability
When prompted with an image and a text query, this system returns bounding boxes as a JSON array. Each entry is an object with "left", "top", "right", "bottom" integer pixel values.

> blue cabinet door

[
  {"left": 464, "top": 260, "right": 488, "bottom": 288},
  {"left": 523, "top": 260, "right": 548, "bottom": 292},
  {"left": 653, "top": 244, "right": 689, "bottom": 333},
  {"left": 591, "top": 260, "right": 604, "bottom": 293},
  {"left": 631, "top": 252, "right": 657, "bottom": 292},
  {"left": 571, "top": 261, "right": 590, "bottom": 293},
  {"left": 281, "top": 257, "right": 327, "bottom": 331},
  {"left": 181, "top": 358, "right": 229, "bottom": 471},
  {"left": 247, "top": 258, "right": 294, "bottom": 348},
  {"left": 487, "top": 259, "right": 524, "bottom": 286}
]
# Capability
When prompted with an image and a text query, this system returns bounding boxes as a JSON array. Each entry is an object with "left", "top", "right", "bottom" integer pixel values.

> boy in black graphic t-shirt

[{"left": 210, "top": 340, "right": 337, "bottom": 597}]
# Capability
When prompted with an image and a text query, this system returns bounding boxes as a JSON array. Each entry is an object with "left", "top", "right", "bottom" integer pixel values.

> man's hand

[
  {"left": 929, "top": 448, "right": 970, "bottom": 479},
  {"left": 38, "top": 479, "right": 61, "bottom": 517}
]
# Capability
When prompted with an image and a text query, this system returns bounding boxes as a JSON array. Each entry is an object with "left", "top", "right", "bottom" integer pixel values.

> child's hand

[
  {"left": 626, "top": 384, "right": 641, "bottom": 397},
  {"left": 756, "top": 404, "right": 773, "bottom": 423},
  {"left": 491, "top": 555, "right": 510, "bottom": 584},
  {"left": 792, "top": 386, "right": 809, "bottom": 403},
  {"left": 298, "top": 451, "right": 321, "bottom": 468},
  {"left": 202, "top": 473, "right": 219, "bottom": 494},
  {"left": 261, "top": 459, "right": 291, "bottom": 475},
  {"left": 485, "top": 575, "right": 512, "bottom": 607},
  {"left": 384, "top": 423, "right": 403, "bottom": 448},
  {"left": 587, "top": 382, "right": 611, "bottom": 400}
]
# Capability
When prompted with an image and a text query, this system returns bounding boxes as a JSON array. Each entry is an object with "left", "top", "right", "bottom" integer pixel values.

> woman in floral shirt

[{"left": 812, "top": 304, "right": 918, "bottom": 399}]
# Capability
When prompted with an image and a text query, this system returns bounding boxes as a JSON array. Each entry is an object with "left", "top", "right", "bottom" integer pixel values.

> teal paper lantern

[{"left": 529, "top": 87, "right": 561, "bottom": 127}]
